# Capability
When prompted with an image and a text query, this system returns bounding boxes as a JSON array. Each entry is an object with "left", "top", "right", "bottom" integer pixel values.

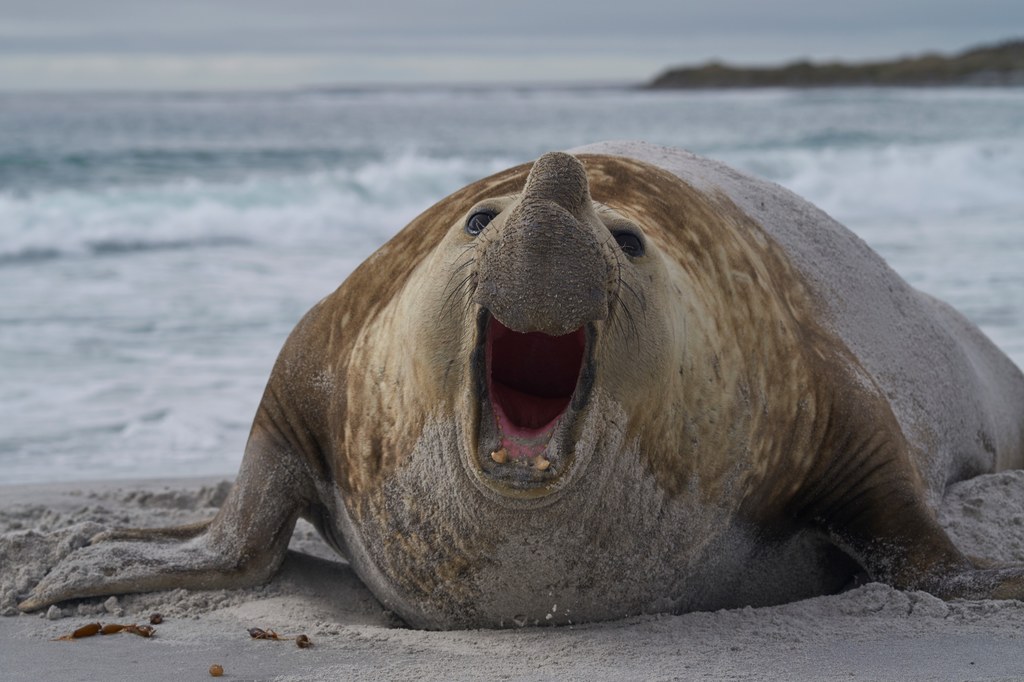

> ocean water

[{"left": 2, "top": 87, "right": 1022, "bottom": 485}]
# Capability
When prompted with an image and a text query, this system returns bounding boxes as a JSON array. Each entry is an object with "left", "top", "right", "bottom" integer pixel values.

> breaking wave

[{"left": 0, "top": 151, "right": 517, "bottom": 265}]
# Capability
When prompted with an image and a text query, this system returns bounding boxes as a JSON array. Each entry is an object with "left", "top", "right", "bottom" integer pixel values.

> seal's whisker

[
  {"left": 440, "top": 271, "right": 476, "bottom": 321},
  {"left": 602, "top": 230, "right": 648, "bottom": 322},
  {"left": 618, "top": 296, "right": 634, "bottom": 342},
  {"left": 617, "top": 282, "right": 642, "bottom": 342},
  {"left": 609, "top": 288, "right": 640, "bottom": 343},
  {"left": 442, "top": 250, "right": 476, "bottom": 293},
  {"left": 607, "top": 290, "right": 629, "bottom": 340},
  {"left": 621, "top": 278, "right": 648, "bottom": 317},
  {"left": 604, "top": 242, "right": 643, "bottom": 343},
  {"left": 440, "top": 245, "right": 477, "bottom": 308}
]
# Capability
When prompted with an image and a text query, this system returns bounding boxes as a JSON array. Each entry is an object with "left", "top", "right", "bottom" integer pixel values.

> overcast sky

[{"left": 1, "top": 0, "right": 1022, "bottom": 90}]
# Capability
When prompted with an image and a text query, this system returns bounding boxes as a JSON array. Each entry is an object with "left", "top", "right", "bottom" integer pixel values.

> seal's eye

[
  {"left": 465, "top": 211, "right": 495, "bottom": 236},
  {"left": 613, "top": 230, "right": 645, "bottom": 258}
]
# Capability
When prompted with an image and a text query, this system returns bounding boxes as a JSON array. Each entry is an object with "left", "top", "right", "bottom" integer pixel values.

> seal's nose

[
  {"left": 519, "top": 151, "right": 591, "bottom": 216},
  {"left": 474, "top": 152, "right": 610, "bottom": 336}
]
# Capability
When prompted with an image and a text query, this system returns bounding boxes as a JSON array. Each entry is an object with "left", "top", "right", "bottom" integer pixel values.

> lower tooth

[
  {"left": 490, "top": 448, "right": 508, "bottom": 464},
  {"left": 533, "top": 456, "right": 551, "bottom": 471}
]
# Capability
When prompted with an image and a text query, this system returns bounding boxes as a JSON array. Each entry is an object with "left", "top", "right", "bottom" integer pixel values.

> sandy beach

[{"left": 3, "top": 473, "right": 1024, "bottom": 681}]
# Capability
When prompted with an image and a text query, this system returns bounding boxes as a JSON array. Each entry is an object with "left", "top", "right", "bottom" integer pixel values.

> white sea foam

[
  {"left": 0, "top": 151, "right": 515, "bottom": 264},
  {"left": 735, "top": 138, "right": 1024, "bottom": 224}
]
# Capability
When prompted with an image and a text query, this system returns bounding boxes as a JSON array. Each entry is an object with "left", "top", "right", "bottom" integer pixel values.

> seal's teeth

[
  {"left": 490, "top": 448, "right": 508, "bottom": 464},
  {"left": 533, "top": 455, "right": 551, "bottom": 471}
]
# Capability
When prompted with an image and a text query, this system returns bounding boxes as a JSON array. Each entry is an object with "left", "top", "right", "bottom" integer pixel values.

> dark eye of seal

[
  {"left": 465, "top": 211, "right": 495, "bottom": 236},
  {"left": 613, "top": 230, "right": 645, "bottom": 258}
]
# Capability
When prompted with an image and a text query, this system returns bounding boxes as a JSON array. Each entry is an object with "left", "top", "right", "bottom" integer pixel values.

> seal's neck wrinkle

[
  {"left": 474, "top": 152, "right": 610, "bottom": 336},
  {"left": 521, "top": 151, "right": 590, "bottom": 215}
]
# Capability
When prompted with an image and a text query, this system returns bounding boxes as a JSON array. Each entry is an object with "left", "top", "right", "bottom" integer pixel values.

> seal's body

[{"left": 22, "top": 142, "right": 1024, "bottom": 628}]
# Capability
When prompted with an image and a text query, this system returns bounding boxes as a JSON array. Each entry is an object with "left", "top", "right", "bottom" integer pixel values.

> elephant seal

[{"left": 19, "top": 141, "right": 1024, "bottom": 629}]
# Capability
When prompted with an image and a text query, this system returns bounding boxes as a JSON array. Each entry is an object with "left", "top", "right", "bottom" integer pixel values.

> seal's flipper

[
  {"left": 916, "top": 564, "right": 1024, "bottom": 601},
  {"left": 18, "top": 426, "right": 310, "bottom": 612},
  {"left": 794, "top": 410, "right": 1024, "bottom": 602}
]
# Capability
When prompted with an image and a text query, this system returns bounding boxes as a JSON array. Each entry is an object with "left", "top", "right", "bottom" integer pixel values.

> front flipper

[
  {"left": 794, "top": 420, "right": 1024, "bottom": 602},
  {"left": 915, "top": 566, "right": 1024, "bottom": 601},
  {"left": 18, "top": 426, "right": 310, "bottom": 612}
]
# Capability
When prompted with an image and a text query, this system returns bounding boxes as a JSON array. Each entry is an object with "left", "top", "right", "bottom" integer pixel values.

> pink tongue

[{"left": 492, "top": 389, "right": 561, "bottom": 460}]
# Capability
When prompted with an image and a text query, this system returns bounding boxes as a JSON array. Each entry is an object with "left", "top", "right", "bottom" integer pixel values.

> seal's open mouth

[
  {"left": 488, "top": 317, "right": 584, "bottom": 459},
  {"left": 474, "top": 311, "right": 593, "bottom": 490}
]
